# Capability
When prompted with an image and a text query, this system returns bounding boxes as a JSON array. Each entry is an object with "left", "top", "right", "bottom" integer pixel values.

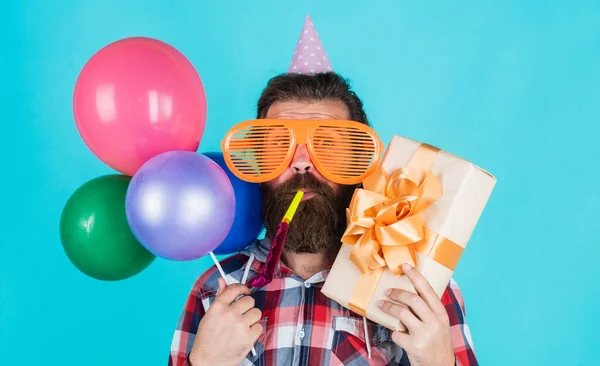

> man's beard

[{"left": 260, "top": 174, "right": 356, "bottom": 255}]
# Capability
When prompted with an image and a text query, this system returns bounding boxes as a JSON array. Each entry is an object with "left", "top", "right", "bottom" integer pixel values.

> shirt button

[
  {"left": 304, "top": 282, "right": 311, "bottom": 288},
  {"left": 298, "top": 329, "right": 305, "bottom": 339}
]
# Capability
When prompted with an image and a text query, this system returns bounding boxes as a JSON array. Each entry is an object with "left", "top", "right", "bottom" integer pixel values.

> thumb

[{"left": 216, "top": 277, "right": 227, "bottom": 296}]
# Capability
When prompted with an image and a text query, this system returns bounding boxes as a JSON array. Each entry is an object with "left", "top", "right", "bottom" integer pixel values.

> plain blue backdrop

[{"left": 2, "top": 0, "right": 599, "bottom": 365}]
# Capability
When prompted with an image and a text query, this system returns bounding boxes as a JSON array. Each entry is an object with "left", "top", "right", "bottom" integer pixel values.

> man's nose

[{"left": 290, "top": 144, "right": 314, "bottom": 174}]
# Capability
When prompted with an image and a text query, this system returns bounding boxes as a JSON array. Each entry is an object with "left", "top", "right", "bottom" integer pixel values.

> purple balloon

[{"left": 125, "top": 151, "right": 235, "bottom": 261}]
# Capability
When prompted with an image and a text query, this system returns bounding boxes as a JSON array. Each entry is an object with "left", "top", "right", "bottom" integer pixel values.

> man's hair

[{"left": 256, "top": 72, "right": 370, "bottom": 126}]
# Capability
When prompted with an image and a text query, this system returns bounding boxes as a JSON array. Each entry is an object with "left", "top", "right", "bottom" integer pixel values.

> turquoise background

[{"left": 2, "top": 0, "right": 598, "bottom": 365}]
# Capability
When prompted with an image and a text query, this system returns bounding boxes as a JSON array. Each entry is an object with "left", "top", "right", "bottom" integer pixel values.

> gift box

[{"left": 321, "top": 135, "right": 496, "bottom": 332}]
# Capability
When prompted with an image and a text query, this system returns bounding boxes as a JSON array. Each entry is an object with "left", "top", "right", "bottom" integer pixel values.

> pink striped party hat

[{"left": 288, "top": 15, "right": 333, "bottom": 74}]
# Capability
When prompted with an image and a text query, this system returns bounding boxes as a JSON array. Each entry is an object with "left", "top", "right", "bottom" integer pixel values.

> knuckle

[
  {"left": 251, "top": 323, "right": 264, "bottom": 337},
  {"left": 406, "top": 293, "right": 420, "bottom": 307},
  {"left": 210, "top": 302, "right": 224, "bottom": 314},
  {"left": 225, "top": 310, "right": 238, "bottom": 322},
  {"left": 398, "top": 306, "right": 411, "bottom": 319},
  {"left": 231, "top": 284, "right": 245, "bottom": 292},
  {"left": 247, "top": 308, "right": 258, "bottom": 318},
  {"left": 226, "top": 283, "right": 242, "bottom": 293}
]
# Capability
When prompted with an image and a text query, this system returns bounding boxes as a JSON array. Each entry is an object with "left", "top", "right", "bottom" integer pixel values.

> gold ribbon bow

[
  {"left": 342, "top": 166, "right": 441, "bottom": 275},
  {"left": 341, "top": 144, "right": 465, "bottom": 317}
]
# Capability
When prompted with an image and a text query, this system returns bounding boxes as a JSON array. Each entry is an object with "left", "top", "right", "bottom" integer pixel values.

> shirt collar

[
  {"left": 241, "top": 238, "right": 335, "bottom": 283},
  {"left": 241, "top": 238, "right": 271, "bottom": 264}
]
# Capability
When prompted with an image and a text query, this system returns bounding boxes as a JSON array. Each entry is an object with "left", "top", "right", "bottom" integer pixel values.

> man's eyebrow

[{"left": 268, "top": 112, "right": 345, "bottom": 119}]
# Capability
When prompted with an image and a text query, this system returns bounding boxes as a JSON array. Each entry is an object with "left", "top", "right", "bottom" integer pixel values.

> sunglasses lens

[
  {"left": 226, "top": 124, "right": 291, "bottom": 180},
  {"left": 311, "top": 125, "right": 378, "bottom": 182}
]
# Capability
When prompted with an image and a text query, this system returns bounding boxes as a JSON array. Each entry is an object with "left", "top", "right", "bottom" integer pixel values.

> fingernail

[
  {"left": 402, "top": 263, "right": 412, "bottom": 273},
  {"left": 377, "top": 300, "right": 385, "bottom": 308}
]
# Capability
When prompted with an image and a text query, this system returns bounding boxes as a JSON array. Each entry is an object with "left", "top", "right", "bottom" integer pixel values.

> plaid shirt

[{"left": 169, "top": 239, "right": 478, "bottom": 365}]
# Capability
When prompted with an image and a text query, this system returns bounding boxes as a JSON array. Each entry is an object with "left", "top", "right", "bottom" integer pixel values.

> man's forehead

[{"left": 266, "top": 100, "right": 350, "bottom": 120}]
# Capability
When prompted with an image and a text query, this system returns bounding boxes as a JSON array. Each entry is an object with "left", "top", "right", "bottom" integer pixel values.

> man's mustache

[{"left": 271, "top": 174, "right": 335, "bottom": 197}]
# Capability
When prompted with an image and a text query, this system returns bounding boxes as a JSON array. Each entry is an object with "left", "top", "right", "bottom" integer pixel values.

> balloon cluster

[{"left": 60, "top": 37, "right": 263, "bottom": 281}]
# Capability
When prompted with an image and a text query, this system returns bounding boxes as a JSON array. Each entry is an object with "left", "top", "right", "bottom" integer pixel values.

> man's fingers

[
  {"left": 242, "top": 308, "right": 262, "bottom": 326},
  {"left": 249, "top": 322, "right": 264, "bottom": 341},
  {"left": 378, "top": 300, "right": 422, "bottom": 333},
  {"left": 386, "top": 288, "right": 436, "bottom": 323},
  {"left": 214, "top": 283, "right": 251, "bottom": 305},
  {"left": 231, "top": 294, "right": 256, "bottom": 314},
  {"left": 391, "top": 330, "right": 412, "bottom": 348},
  {"left": 216, "top": 277, "right": 227, "bottom": 296},
  {"left": 402, "top": 264, "right": 446, "bottom": 316}
]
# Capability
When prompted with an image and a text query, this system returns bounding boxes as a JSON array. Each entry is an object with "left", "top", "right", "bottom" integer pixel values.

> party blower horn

[{"left": 249, "top": 190, "right": 304, "bottom": 288}]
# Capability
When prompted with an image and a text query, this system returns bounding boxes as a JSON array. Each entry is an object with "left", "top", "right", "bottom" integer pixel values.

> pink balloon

[{"left": 73, "top": 37, "right": 207, "bottom": 176}]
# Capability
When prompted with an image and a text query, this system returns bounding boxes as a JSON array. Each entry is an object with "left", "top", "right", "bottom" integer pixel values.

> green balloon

[{"left": 60, "top": 174, "right": 156, "bottom": 281}]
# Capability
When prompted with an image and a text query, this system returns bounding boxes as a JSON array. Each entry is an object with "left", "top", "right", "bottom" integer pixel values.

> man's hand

[
  {"left": 189, "top": 278, "right": 263, "bottom": 366},
  {"left": 378, "top": 263, "right": 455, "bottom": 366}
]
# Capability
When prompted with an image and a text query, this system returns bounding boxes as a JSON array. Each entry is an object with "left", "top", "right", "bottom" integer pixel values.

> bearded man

[{"left": 168, "top": 16, "right": 478, "bottom": 366}]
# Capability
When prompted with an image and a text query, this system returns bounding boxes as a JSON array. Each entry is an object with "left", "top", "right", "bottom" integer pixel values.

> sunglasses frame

[{"left": 221, "top": 119, "right": 384, "bottom": 185}]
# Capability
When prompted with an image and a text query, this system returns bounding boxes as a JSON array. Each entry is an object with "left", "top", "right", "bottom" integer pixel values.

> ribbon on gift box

[{"left": 341, "top": 143, "right": 465, "bottom": 317}]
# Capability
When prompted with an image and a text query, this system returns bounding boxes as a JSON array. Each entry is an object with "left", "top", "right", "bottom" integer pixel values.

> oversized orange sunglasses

[{"left": 221, "top": 119, "right": 384, "bottom": 185}]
